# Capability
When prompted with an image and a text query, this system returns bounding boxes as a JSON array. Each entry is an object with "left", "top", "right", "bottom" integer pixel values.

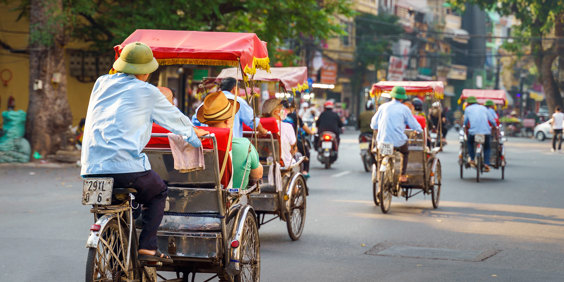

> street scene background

[{"left": 1, "top": 131, "right": 563, "bottom": 281}]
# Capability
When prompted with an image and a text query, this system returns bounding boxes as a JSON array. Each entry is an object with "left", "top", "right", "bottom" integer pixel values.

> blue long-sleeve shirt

[
  {"left": 464, "top": 104, "right": 497, "bottom": 135},
  {"left": 81, "top": 73, "right": 201, "bottom": 175},
  {"left": 191, "top": 91, "right": 258, "bottom": 137},
  {"left": 487, "top": 108, "right": 498, "bottom": 121},
  {"left": 223, "top": 91, "right": 256, "bottom": 138},
  {"left": 370, "top": 100, "right": 423, "bottom": 147}
]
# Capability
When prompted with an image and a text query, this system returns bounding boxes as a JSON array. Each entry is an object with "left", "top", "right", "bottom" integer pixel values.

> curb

[{"left": 0, "top": 162, "right": 79, "bottom": 169}]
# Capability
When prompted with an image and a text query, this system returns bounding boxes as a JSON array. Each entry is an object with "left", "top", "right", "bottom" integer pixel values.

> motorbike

[
  {"left": 358, "top": 132, "right": 374, "bottom": 172},
  {"left": 429, "top": 128, "right": 440, "bottom": 149},
  {"left": 316, "top": 131, "right": 338, "bottom": 169}
]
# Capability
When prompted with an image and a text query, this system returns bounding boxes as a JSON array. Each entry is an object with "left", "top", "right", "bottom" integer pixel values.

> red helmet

[{"left": 324, "top": 100, "right": 334, "bottom": 109}]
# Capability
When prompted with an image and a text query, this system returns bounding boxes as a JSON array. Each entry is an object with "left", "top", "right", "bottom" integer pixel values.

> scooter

[
  {"left": 316, "top": 131, "right": 338, "bottom": 169},
  {"left": 358, "top": 132, "right": 374, "bottom": 172}
]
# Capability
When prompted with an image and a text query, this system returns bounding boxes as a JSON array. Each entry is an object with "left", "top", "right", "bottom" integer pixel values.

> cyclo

[
  {"left": 369, "top": 81, "right": 443, "bottom": 214},
  {"left": 82, "top": 29, "right": 270, "bottom": 282},
  {"left": 217, "top": 66, "right": 309, "bottom": 240},
  {"left": 458, "top": 89, "right": 507, "bottom": 182}
]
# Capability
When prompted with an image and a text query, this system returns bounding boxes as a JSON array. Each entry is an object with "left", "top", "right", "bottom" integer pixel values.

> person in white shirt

[
  {"left": 262, "top": 98, "right": 297, "bottom": 168},
  {"left": 550, "top": 106, "right": 564, "bottom": 152}
]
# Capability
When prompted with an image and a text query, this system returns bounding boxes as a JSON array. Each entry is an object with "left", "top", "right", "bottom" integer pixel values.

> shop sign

[
  {"left": 447, "top": 64, "right": 467, "bottom": 80},
  {"left": 321, "top": 60, "right": 337, "bottom": 84}
]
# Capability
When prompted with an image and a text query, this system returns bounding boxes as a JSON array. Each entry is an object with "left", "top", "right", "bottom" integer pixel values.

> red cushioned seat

[
  {"left": 146, "top": 124, "right": 233, "bottom": 188},
  {"left": 260, "top": 117, "right": 279, "bottom": 134}
]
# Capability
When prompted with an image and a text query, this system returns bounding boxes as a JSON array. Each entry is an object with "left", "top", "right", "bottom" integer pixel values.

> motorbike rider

[
  {"left": 358, "top": 100, "right": 375, "bottom": 134},
  {"left": 315, "top": 100, "right": 344, "bottom": 148},
  {"left": 463, "top": 96, "right": 497, "bottom": 172},
  {"left": 371, "top": 86, "right": 423, "bottom": 183},
  {"left": 81, "top": 42, "right": 209, "bottom": 263},
  {"left": 429, "top": 101, "right": 448, "bottom": 142}
]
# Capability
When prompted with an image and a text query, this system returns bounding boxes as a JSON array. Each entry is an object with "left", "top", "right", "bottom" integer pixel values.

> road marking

[{"left": 332, "top": 170, "right": 351, "bottom": 177}]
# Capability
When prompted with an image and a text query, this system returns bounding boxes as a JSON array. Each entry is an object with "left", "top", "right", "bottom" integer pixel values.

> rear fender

[
  {"left": 85, "top": 214, "right": 117, "bottom": 248},
  {"left": 226, "top": 205, "right": 256, "bottom": 276}
]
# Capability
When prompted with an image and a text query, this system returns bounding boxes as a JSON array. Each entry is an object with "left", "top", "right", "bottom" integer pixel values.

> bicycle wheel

[
  {"left": 234, "top": 213, "right": 260, "bottom": 282},
  {"left": 378, "top": 169, "right": 392, "bottom": 214},
  {"left": 431, "top": 160, "right": 441, "bottom": 209},
  {"left": 286, "top": 176, "right": 307, "bottom": 241},
  {"left": 86, "top": 218, "right": 135, "bottom": 282}
]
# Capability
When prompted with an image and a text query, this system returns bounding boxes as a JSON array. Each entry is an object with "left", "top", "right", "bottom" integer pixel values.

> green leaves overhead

[
  {"left": 11, "top": 0, "right": 353, "bottom": 55},
  {"left": 354, "top": 12, "right": 404, "bottom": 69}
]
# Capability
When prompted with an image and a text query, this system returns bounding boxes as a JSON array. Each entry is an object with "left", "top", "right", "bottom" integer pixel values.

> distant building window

[{"left": 341, "top": 21, "right": 353, "bottom": 47}]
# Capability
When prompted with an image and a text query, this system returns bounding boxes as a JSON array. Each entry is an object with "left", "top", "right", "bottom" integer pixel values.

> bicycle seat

[{"left": 113, "top": 188, "right": 138, "bottom": 195}]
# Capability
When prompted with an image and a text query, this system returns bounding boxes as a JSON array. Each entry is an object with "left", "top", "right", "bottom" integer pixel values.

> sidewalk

[{"left": 0, "top": 160, "right": 79, "bottom": 169}]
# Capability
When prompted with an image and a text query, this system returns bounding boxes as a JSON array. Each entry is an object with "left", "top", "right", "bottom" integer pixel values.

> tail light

[
  {"left": 323, "top": 134, "right": 332, "bottom": 141},
  {"left": 90, "top": 224, "right": 101, "bottom": 231},
  {"left": 231, "top": 240, "right": 240, "bottom": 248},
  {"left": 360, "top": 136, "right": 369, "bottom": 142}
]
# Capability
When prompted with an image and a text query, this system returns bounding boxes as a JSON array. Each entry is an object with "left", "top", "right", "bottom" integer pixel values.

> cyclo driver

[
  {"left": 370, "top": 86, "right": 423, "bottom": 183},
  {"left": 463, "top": 96, "right": 497, "bottom": 172},
  {"left": 81, "top": 42, "right": 208, "bottom": 263}
]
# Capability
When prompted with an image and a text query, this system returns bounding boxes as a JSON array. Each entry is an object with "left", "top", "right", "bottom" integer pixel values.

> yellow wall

[{"left": 0, "top": 3, "right": 95, "bottom": 126}]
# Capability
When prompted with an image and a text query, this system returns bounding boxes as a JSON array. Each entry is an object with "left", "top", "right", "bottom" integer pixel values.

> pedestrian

[{"left": 550, "top": 106, "right": 564, "bottom": 152}]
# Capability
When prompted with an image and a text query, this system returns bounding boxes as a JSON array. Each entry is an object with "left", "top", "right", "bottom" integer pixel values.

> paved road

[{"left": 1, "top": 129, "right": 563, "bottom": 281}]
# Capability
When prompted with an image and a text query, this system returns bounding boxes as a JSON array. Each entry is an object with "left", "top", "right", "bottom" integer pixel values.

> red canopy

[
  {"left": 217, "top": 66, "right": 308, "bottom": 93},
  {"left": 371, "top": 81, "right": 444, "bottom": 99},
  {"left": 115, "top": 29, "right": 270, "bottom": 75},
  {"left": 459, "top": 89, "right": 507, "bottom": 106}
]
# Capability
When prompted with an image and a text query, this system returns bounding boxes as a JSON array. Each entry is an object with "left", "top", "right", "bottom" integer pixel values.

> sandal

[{"left": 139, "top": 250, "right": 173, "bottom": 264}]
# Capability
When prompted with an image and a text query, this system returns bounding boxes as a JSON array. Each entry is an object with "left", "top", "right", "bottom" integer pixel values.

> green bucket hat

[
  {"left": 390, "top": 86, "right": 408, "bottom": 100},
  {"left": 466, "top": 96, "right": 478, "bottom": 104},
  {"left": 485, "top": 100, "right": 495, "bottom": 107},
  {"left": 113, "top": 42, "right": 159, "bottom": 75}
]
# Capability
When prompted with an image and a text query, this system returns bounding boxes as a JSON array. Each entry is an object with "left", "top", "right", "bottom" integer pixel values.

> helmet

[
  {"left": 324, "top": 100, "right": 334, "bottom": 109},
  {"left": 412, "top": 98, "right": 423, "bottom": 111},
  {"left": 113, "top": 42, "right": 158, "bottom": 74},
  {"left": 466, "top": 96, "right": 478, "bottom": 104},
  {"left": 432, "top": 101, "right": 441, "bottom": 108},
  {"left": 390, "top": 86, "right": 408, "bottom": 100},
  {"left": 485, "top": 100, "right": 495, "bottom": 107},
  {"left": 365, "top": 100, "right": 374, "bottom": 111}
]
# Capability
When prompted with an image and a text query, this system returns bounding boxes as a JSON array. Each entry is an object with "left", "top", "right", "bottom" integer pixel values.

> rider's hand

[
  {"left": 258, "top": 126, "right": 268, "bottom": 136},
  {"left": 194, "top": 127, "right": 210, "bottom": 137}
]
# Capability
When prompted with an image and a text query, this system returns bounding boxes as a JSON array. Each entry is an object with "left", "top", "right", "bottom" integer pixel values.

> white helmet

[{"left": 432, "top": 101, "right": 441, "bottom": 108}]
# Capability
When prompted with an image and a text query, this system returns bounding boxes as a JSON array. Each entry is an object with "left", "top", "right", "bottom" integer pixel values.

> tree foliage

[
  {"left": 448, "top": 0, "right": 564, "bottom": 112},
  {"left": 17, "top": 0, "right": 352, "bottom": 57},
  {"left": 351, "top": 12, "right": 403, "bottom": 115},
  {"left": 354, "top": 12, "right": 404, "bottom": 70}
]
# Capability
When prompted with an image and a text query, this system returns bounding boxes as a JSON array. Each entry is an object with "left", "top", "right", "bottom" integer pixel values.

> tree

[
  {"left": 449, "top": 0, "right": 564, "bottom": 114},
  {"left": 26, "top": 0, "right": 73, "bottom": 157},
  {"left": 352, "top": 13, "right": 404, "bottom": 116},
  {"left": 3, "top": 0, "right": 352, "bottom": 156}
]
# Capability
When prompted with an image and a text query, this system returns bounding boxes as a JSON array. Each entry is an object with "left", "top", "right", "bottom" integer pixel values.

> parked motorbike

[
  {"left": 316, "top": 131, "right": 338, "bottom": 169},
  {"left": 358, "top": 132, "right": 374, "bottom": 172}
]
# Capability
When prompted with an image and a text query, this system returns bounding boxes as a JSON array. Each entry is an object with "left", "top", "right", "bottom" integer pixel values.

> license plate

[
  {"left": 322, "top": 141, "right": 332, "bottom": 149},
  {"left": 379, "top": 143, "right": 394, "bottom": 156},
  {"left": 82, "top": 178, "right": 113, "bottom": 205},
  {"left": 359, "top": 143, "right": 369, "bottom": 150}
]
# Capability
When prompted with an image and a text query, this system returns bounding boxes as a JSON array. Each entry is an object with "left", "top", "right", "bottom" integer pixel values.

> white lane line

[{"left": 332, "top": 170, "right": 351, "bottom": 178}]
